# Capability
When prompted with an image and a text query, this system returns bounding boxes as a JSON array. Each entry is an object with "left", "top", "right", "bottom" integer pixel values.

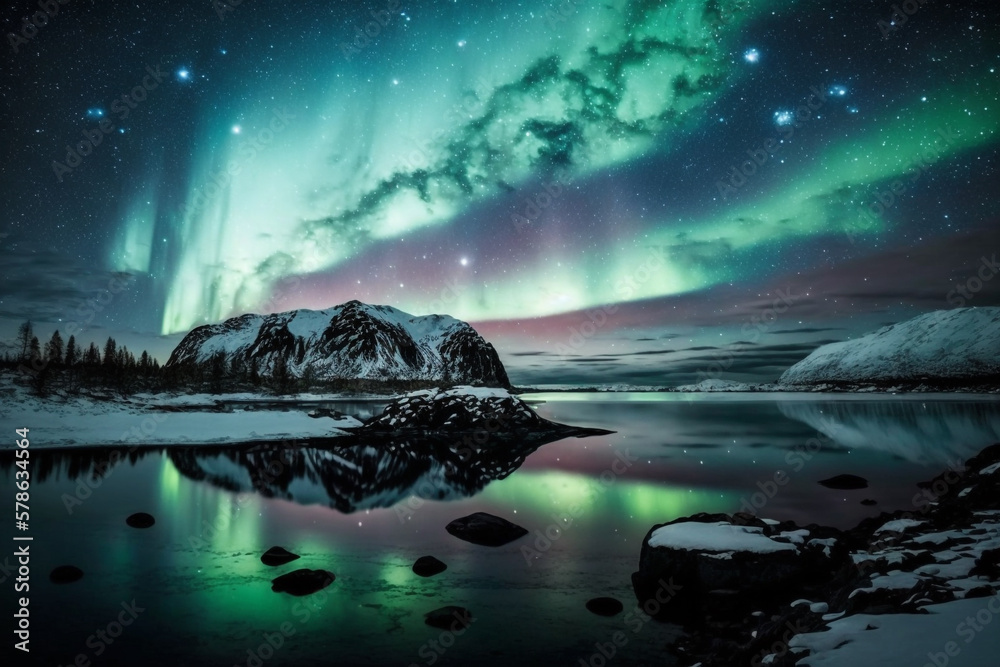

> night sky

[{"left": 2, "top": 0, "right": 999, "bottom": 385}]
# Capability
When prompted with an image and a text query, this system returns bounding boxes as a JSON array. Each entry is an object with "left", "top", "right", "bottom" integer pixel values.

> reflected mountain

[
  {"left": 167, "top": 432, "right": 577, "bottom": 513},
  {"left": 1, "top": 430, "right": 586, "bottom": 513},
  {"left": 778, "top": 400, "right": 1000, "bottom": 465}
]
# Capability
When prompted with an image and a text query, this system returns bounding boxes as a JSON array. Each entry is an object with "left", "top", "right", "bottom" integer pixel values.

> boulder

[
  {"left": 585, "top": 597, "right": 623, "bottom": 616},
  {"left": 632, "top": 513, "right": 846, "bottom": 623},
  {"left": 50, "top": 565, "right": 84, "bottom": 584},
  {"left": 261, "top": 546, "right": 300, "bottom": 567},
  {"left": 413, "top": 555, "right": 447, "bottom": 577},
  {"left": 271, "top": 569, "right": 335, "bottom": 596},
  {"left": 446, "top": 512, "right": 527, "bottom": 547},
  {"left": 818, "top": 474, "right": 868, "bottom": 490},
  {"left": 126, "top": 512, "right": 155, "bottom": 528},
  {"left": 425, "top": 606, "right": 474, "bottom": 630}
]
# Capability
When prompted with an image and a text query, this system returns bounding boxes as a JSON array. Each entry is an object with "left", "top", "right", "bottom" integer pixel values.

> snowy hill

[
  {"left": 779, "top": 308, "right": 1000, "bottom": 388},
  {"left": 165, "top": 300, "right": 510, "bottom": 386}
]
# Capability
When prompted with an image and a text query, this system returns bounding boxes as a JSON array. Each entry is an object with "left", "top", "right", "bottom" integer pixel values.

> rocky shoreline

[{"left": 633, "top": 443, "right": 1000, "bottom": 666}]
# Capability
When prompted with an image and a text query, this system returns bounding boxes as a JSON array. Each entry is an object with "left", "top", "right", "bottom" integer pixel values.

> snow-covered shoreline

[
  {"left": 0, "top": 381, "right": 564, "bottom": 449},
  {"left": 0, "top": 387, "right": 367, "bottom": 449},
  {"left": 638, "top": 443, "right": 1000, "bottom": 667}
]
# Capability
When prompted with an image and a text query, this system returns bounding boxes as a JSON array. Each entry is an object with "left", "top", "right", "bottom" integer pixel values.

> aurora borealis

[{"left": 2, "top": 0, "right": 1000, "bottom": 384}]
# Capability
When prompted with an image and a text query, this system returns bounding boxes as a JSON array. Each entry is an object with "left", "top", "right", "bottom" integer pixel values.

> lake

[{"left": 5, "top": 393, "right": 1000, "bottom": 666}]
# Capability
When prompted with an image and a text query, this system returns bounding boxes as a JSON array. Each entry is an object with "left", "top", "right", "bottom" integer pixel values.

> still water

[{"left": 4, "top": 393, "right": 999, "bottom": 666}]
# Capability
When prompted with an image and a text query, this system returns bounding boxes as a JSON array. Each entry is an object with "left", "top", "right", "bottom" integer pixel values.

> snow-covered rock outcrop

[
  {"left": 645, "top": 443, "right": 1000, "bottom": 666},
  {"left": 363, "top": 386, "right": 544, "bottom": 432},
  {"left": 165, "top": 300, "right": 510, "bottom": 386},
  {"left": 779, "top": 308, "right": 1000, "bottom": 388}
]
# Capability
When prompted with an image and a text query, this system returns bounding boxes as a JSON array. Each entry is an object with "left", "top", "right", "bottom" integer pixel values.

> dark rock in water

[
  {"left": 818, "top": 474, "right": 868, "bottom": 490},
  {"left": 50, "top": 565, "right": 83, "bottom": 584},
  {"left": 271, "top": 569, "right": 335, "bottom": 596},
  {"left": 446, "top": 512, "right": 528, "bottom": 546},
  {"left": 425, "top": 606, "right": 474, "bottom": 630},
  {"left": 586, "top": 597, "right": 623, "bottom": 616},
  {"left": 861, "top": 498, "right": 878, "bottom": 506},
  {"left": 126, "top": 512, "right": 155, "bottom": 528},
  {"left": 413, "top": 555, "right": 447, "bottom": 577},
  {"left": 261, "top": 546, "right": 300, "bottom": 566}
]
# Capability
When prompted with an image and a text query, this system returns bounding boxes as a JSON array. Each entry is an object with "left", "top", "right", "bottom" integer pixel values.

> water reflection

[
  {"left": 169, "top": 432, "right": 568, "bottom": 513},
  {"left": 2, "top": 431, "right": 574, "bottom": 514},
  {"left": 778, "top": 399, "right": 1000, "bottom": 465}
]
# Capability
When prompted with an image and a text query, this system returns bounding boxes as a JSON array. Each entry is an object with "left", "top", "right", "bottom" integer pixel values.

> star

[
  {"left": 460, "top": 257, "right": 469, "bottom": 266},
  {"left": 773, "top": 110, "right": 794, "bottom": 126},
  {"left": 829, "top": 85, "right": 848, "bottom": 97},
  {"left": 232, "top": 125, "right": 241, "bottom": 134},
  {"left": 744, "top": 48, "right": 760, "bottom": 63},
  {"left": 177, "top": 68, "right": 191, "bottom": 81}
]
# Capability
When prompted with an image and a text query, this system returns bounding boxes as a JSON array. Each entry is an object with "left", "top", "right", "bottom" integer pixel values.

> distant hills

[{"left": 779, "top": 307, "right": 1000, "bottom": 389}]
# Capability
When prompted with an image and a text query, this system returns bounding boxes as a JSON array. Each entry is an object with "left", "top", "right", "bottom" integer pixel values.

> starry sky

[{"left": 1, "top": 0, "right": 999, "bottom": 385}]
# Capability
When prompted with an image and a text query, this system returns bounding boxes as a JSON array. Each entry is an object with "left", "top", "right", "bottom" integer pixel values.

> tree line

[
  {"left": 3, "top": 320, "right": 444, "bottom": 397},
  {"left": 2, "top": 320, "right": 161, "bottom": 396}
]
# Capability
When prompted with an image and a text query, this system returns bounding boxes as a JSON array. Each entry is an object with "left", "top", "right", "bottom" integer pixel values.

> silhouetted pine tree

[
  {"left": 16, "top": 321, "right": 33, "bottom": 361},
  {"left": 46, "top": 330, "right": 64, "bottom": 366}
]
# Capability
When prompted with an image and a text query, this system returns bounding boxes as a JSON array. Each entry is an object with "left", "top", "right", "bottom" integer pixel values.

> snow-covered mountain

[
  {"left": 779, "top": 307, "right": 1000, "bottom": 387},
  {"left": 165, "top": 300, "right": 510, "bottom": 386}
]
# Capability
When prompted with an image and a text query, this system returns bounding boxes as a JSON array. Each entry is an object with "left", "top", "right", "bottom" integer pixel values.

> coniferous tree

[
  {"left": 46, "top": 330, "right": 64, "bottom": 366},
  {"left": 271, "top": 352, "right": 292, "bottom": 395},
  {"left": 103, "top": 338, "right": 117, "bottom": 369},
  {"left": 16, "top": 321, "right": 33, "bottom": 361},
  {"left": 65, "top": 335, "right": 78, "bottom": 367},
  {"left": 85, "top": 342, "right": 101, "bottom": 366},
  {"left": 209, "top": 350, "right": 226, "bottom": 393}
]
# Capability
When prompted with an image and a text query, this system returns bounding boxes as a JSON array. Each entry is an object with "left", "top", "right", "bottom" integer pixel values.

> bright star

[
  {"left": 829, "top": 85, "right": 848, "bottom": 97},
  {"left": 177, "top": 69, "right": 190, "bottom": 81},
  {"left": 774, "top": 110, "right": 794, "bottom": 126},
  {"left": 460, "top": 257, "right": 469, "bottom": 266},
  {"left": 457, "top": 39, "right": 467, "bottom": 47},
  {"left": 86, "top": 108, "right": 104, "bottom": 119},
  {"left": 744, "top": 48, "right": 760, "bottom": 63},
  {"left": 232, "top": 125, "right": 241, "bottom": 134}
]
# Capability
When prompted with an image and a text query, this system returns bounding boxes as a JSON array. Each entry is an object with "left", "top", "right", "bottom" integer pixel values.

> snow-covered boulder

[
  {"left": 669, "top": 442, "right": 1000, "bottom": 666},
  {"left": 779, "top": 307, "right": 1000, "bottom": 389},
  {"left": 632, "top": 513, "right": 847, "bottom": 622}
]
